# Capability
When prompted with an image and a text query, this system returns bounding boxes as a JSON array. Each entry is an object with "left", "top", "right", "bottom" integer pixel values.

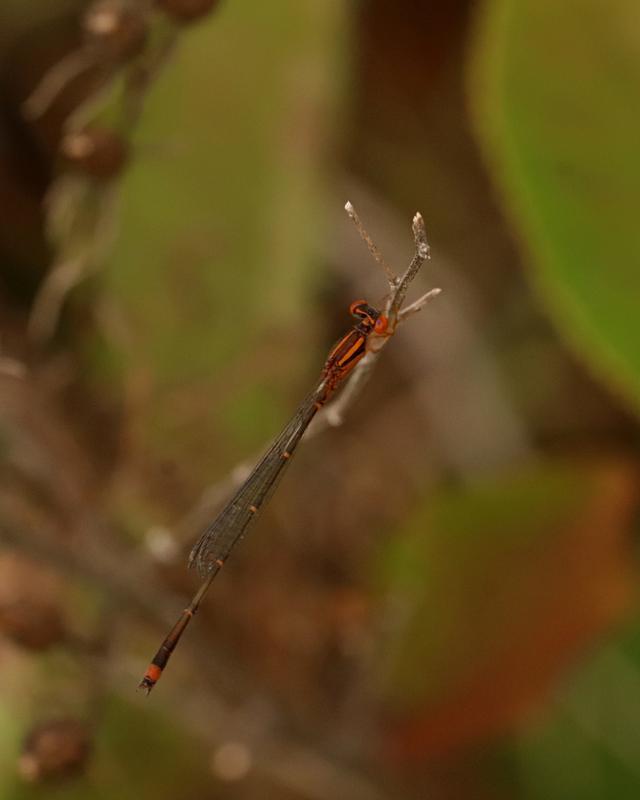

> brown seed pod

[
  {"left": 60, "top": 126, "right": 129, "bottom": 180},
  {"left": 83, "top": 0, "right": 149, "bottom": 62},
  {"left": 19, "top": 719, "right": 92, "bottom": 782},
  {"left": 156, "top": 0, "right": 222, "bottom": 24},
  {"left": 0, "top": 553, "right": 66, "bottom": 651}
]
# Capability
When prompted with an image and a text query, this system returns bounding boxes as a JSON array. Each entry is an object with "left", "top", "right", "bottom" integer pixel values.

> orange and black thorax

[{"left": 322, "top": 301, "right": 386, "bottom": 395}]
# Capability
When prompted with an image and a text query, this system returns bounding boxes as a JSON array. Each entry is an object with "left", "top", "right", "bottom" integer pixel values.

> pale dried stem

[
  {"left": 121, "top": 26, "right": 178, "bottom": 131},
  {"left": 28, "top": 256, "right": 88, "bottom": 343},
  {"left": 64, "top": 72, "right": 117, "bottom": 133},
  {"left": 22, "top": 50, "right": 96, "bottom": 119},
  {"left": 28, "top": 184, "right": 119, "bottom": 344},
  {"left": 316, "top": 203, "right": 437, "bottom": 423},
  {"left": 26, "top": 11, "right": 177, "bottom": 344},
  {"left": 387, "top": 211, "right": 431, "bottom": 321},
  {"left": 398, "top": 286, "right": 442, "bottom": 321},
  {"left": 344, "top": 200, "right": 397, "bottom": 285}
]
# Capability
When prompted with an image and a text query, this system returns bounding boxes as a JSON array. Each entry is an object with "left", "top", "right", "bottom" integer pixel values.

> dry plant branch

[
  {"left": 24, "top": 3, "right": 196, "bottom": 344},
  {"left": 23, "top": 0, "right": 154, "bottom": 120},
  {"left": 316, "top": 202, "right": 439, "bottom": 428},
  {"left": 22, "top": 50, "right": 104, "bottom": 120},
  {"left": 159, "top": 203, "right": 441, "bottom": 554},
  {"left": 337, "top": 184, "right": 532, "bottom": 474},
  {"left": 120, "top": 24, "right": 179, "bottom": 132},
  {"left": 28, "top": 181, "right": 120, "bottom": 343}
]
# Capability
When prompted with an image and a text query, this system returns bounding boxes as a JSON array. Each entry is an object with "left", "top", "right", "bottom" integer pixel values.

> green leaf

[
  {"left": 374, "top": 462, "right": 588, "bottom": 709},
  {"left": 515, "top": 634, "right": 640, "bottom": 800},
  {"left": 468, "top": 0, "right": 640, "bottom": 414}
]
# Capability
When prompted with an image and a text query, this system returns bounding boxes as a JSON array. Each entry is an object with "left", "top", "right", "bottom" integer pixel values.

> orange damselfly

[{"left": 139, "top": 300, "right": 389, "bottom": 693}]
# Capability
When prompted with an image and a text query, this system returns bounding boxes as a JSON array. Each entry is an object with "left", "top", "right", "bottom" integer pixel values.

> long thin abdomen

[{"left": 189, "top": 390, "right": 322, "bottom": 576}]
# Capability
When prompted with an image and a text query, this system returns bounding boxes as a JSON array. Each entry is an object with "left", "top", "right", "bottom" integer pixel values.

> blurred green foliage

[
  {"left": 470, "top": 0, "right": 640, "bottom": 414},
  {"left": 377, "top": 462, "right": 586, "bottom": 709},
  {"left": 515, "top": 631, "right": 640, "bottom": 800},
  {"left": 1, "top": 0, "right": 640, "bottom": 798}
]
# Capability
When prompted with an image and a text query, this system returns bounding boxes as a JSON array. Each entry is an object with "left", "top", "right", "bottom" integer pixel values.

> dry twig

[
  {"left": 158, "top": 203, "right": 441, "bottom": 554},
  {"left": 25, "top": 3, "right": 185, "bottom": 344},
  {"left": 317, "top": 202, "right": 440, "bottom": 428}
]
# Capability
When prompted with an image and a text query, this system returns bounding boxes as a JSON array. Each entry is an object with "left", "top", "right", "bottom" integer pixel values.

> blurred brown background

[{"left": 1, "top": 1, "right": 639, "bottom": 798}]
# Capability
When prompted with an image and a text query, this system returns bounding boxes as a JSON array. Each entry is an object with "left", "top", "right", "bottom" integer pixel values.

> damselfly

[{"left": 139, "top": 300, "right": 389, "bottom": 692}]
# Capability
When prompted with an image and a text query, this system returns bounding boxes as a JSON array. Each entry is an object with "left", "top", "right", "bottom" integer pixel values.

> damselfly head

[
  {"left": 349, "top": 300, "right": 382, "bottom": 331},
  {"left": 349, "top": 299, "right": 367, "bottom": 317}
]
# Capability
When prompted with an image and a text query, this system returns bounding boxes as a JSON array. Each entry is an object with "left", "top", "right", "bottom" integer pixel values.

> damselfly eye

[{"left": 374, "top": 315, "right": 389, "bottom": 334}]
